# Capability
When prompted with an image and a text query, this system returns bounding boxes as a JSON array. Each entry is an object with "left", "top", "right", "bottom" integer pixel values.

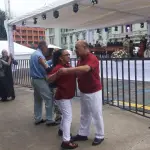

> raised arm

[
  {"left": 57, "top": 65, "right": 91, "bottom": 75},
  {"left": 58, "top": 58, "right": 98, "bottom": 75},
  {"left": 0, "top": 57, "right": 11, "bottom": 66}
]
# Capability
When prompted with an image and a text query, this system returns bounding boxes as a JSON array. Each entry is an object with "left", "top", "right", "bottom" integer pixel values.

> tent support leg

[
  {"left": 86, "top": 30, "right": 90, "bottom": 43},
  {"left": 147, "top": 21, "right": 150, "bottom": 42},
  {"left": 7, "top": 25, "right": 14, "bottom": 56}
]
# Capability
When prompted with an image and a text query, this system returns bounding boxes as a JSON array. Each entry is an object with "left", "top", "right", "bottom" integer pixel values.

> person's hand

[
  {"left": 9, "top": 53, "right": 13, "bottom": 59},
  {"left": 57, "top": 68, "right": 69, "bottom": 76}
]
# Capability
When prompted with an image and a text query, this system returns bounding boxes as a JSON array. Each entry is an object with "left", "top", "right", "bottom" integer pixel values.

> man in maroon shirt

[{"left": 58, "top": 40, "right": 104, "bottom": 146}]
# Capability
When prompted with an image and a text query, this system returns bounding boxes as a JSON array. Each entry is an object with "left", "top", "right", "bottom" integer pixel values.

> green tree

[{"left": 0, "top": 9, "right": 7, "bottom": 40}]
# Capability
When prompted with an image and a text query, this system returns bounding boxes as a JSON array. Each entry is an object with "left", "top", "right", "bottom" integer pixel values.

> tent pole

[
  {"left": 147, "top": 21, "right": 150, "bottom": 42},
  {"left": 7, "top": 25, "right": 15, "bottom": 56},
  {"left": 4, "top": 0, "right": 15, "bottom": 56},
  {"left": 86, "top": 30, "right": 90, "bottom": 43}
]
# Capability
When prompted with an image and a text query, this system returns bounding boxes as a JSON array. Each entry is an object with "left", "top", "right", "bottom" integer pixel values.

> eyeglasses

[{"left": 62, "top": 54, "right": 70, "bottom": 57}]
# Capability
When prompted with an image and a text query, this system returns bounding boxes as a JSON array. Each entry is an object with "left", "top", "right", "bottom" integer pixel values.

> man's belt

[{"left": 32, "top": 77, "right": 46, "bottom": 80}]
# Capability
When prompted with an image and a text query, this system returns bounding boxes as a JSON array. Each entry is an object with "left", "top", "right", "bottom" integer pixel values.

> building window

[
  {"left": 64, "top": 37, "right": 67, "bottom": 44},
  {"left": 16, "top": 29, "right": 20, "bottom": 33},
  {"left": 130, "top": 24, "right": 132, "bottom": 32},
  {"left": 121, "top": 26, "right": 124, "bottom": 33},
  {"left": 50, "top": 28, "right": 54, "bottom": 34},
  {"left": 70, "top": 36, "right": 73, "bottom": 43},
  {"left": 76, "top": 35, "right": 79, "bottom": 41},
  {"left": 61, "top": 37, "right": 63, "bottom": 44},
  {"left": 39, "top": 36, "right": 44, "bottom": 40},
  {"left": 108, "top": 27, "right": 112, "bottom": 33},
  {"left": 17, "top": 41, "right": 21, "bottom": 44},
  {"left": 83, "top": 33, "right": 86, "bottom": 40},
  {"left": 53, "top": 38, "right": 54, "bottom": 44}
]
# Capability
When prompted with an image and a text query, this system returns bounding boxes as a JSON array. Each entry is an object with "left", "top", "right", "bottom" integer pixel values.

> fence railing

[
  {"left": 12, "top": 58, "right": 150, "bottom": 118},
  {"left": 100, "top": 57, "right": 150, "bottom": 118},
  {"left": 13, "top": 59, "right": 31, "bottom": 87}
]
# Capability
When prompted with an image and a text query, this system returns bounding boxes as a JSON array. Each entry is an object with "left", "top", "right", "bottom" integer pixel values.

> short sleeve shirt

[
  {"left": 30, "top": 49, "right": 47, "bottom": 79},
  {"left": 77, "top": 53, "right": 102, "bottom": 93},
  {"left": 48, "top": 64, "right": 76, "bottom": 100}
]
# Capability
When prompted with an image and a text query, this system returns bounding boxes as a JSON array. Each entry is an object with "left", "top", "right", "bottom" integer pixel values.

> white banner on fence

[{"left": 101, "top": 60, "right": 150, "bottom": 82}]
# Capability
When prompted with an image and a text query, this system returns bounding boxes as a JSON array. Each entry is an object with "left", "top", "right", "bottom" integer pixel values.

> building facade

[
  {"left": 13, "top": 26, "right": 45, "bottom": 48},
  {"left": 46, "top": 22, "right": 149, "bottom": 50}
]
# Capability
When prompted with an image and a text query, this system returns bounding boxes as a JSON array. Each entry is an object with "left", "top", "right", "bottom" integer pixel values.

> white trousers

[
  {"left": 56, "top": 99, "right": 72, "bottom": 141},
  {"left": 78, "top": 90, "right": 104, "bottom": 139}
]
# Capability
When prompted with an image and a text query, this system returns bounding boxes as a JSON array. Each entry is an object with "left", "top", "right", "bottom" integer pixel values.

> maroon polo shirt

[
  {"left": 77, "top": 53, "right": 102, "bottom": 93},
  {"left": 48, "top": 64, "right": 76, "bottom": 100}
]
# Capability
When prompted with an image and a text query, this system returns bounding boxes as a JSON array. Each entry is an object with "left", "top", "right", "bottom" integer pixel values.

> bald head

[
  {"left": 76, "top": 40, "right": 89, "bottom": 48},
  {"left": 75, "top": 40, "right": 90, "bottom": 57},
  {"left": 2, "top": 49, "right": 8, "bottom": 57}
]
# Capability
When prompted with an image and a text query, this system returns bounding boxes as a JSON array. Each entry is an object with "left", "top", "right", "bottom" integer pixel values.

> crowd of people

[
  {"left": 29, "top": 40, "right": 104, "bottom": 149},
  {"left": 88, "top": 41, "right": 101, "bottom": 48},
  {"left": 0, "top": 50, "right": 17, "bottom": 101},
  {"left": 88, "top": 35, "right": 148, "bottom": 58}
]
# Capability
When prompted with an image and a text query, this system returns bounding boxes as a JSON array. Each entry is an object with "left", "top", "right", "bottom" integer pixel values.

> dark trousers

[{"left": 0, "top": 77, "right": 8, "bottom": 100}]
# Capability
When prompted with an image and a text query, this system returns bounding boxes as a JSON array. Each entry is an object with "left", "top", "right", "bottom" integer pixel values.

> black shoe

[
  {"left": 1, "top": 98, "right": 8, "bottom": 102},
  {"left": 46, "top": 121, "right": 60, "bottom": 126},
  {"left": 61, "top": 141, "right": 78, "bottom": 149},
  {"left": 34, "top": 119, "right": 46, "bottom": 125},
  {"left": 92, "top": 138, "right": 104, "bottom": 146},
  {"left": 71, "top": 134, "right": 88, "bottom": 142},
  {"left": 11, "top": 96, "right": 15, "bottom": 100},
  {"left": 58, "top": 129, "right": 72, "bottom": 137}
]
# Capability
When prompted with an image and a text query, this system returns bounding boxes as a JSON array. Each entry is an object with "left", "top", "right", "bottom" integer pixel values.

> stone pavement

[{"left": 0, "top": 86, "right": 150, "bottom": 150}]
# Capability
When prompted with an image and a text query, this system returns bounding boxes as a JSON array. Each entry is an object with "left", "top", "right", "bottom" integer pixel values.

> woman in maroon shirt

[{"left": 47, "top": 49, "right": 78, "bottom": 149}]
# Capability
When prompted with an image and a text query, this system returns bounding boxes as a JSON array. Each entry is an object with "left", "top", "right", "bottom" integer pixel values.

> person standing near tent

[
  {"left": 57, "top": 40, "right": 104, "bottom": 146},
  {"left": 1, "top": 50, "right": 18, "bottom": 100},
  {"left": 0, "top": 56, "right": 12, "bottom": 101},
  {"left": 30, "top": 41, "right": 58, "bottom": 126}
]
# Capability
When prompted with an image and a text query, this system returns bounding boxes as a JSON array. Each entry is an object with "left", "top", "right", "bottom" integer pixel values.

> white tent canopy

[
  {"left": 48, "top": 44, "right": 61, "bottom": 49},
  {"left": 8, "top": 0, "right": 150, "bottom": 29},
  {"left": 0, "top": 41, "right": 35, "bottom": 59}
]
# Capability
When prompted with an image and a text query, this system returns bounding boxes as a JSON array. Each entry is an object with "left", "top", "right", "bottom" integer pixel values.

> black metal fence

[
  {"left": 100, "top": 57, "right": 150, "bottom": 118},
  {"left": 12, "top": 58, "right": 150, "bottom": 118}
]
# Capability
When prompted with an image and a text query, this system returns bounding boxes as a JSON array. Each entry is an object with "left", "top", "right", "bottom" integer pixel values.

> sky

[{"left": 0, "top": 0, "right": 57, "bottom": 17}]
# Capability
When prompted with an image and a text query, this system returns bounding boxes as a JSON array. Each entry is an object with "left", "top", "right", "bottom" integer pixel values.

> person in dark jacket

[
  {"left": 0, "top": 56, "right": 11, "bottom": 101},
  {"left": 1, "top": 50, "right": 18, "bottom": 100}
]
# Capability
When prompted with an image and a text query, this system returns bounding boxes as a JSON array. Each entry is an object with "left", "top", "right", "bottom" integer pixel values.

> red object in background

[{"left": 138, "top": 42, "right": 144, "bottom": 57}]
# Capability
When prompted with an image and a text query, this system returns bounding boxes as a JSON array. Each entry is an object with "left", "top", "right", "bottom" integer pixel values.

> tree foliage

[{"left": 0, "top": 9, "right": 7, "bottom": 40}]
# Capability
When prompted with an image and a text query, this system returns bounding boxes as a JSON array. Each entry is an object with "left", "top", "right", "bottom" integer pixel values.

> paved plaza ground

[{"left": 0, "top": 86, "right": 150, "bottom": 150}]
